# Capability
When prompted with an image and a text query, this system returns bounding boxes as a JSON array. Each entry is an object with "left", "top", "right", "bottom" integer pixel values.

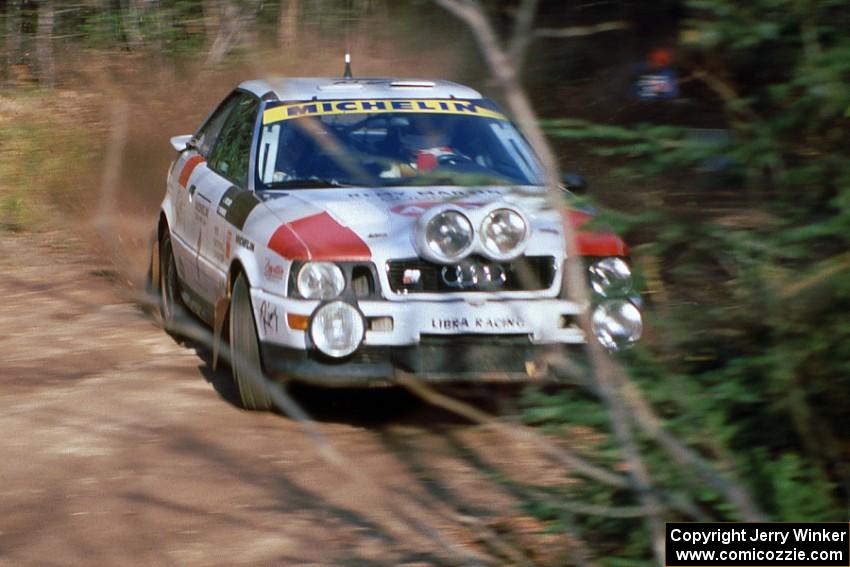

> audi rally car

[{"left": 151, "top": 76, "right": 642, "bottom": 409}]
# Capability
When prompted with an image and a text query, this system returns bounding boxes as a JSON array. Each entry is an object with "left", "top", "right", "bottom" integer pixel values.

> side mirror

[
  {"left": 562, "top": 173, "right": 588, "bottom": 194},
  {"left": 170, "top": 134, "right": 194, "bottom": 153}
]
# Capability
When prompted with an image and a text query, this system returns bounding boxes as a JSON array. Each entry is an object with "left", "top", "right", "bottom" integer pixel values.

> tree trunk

[
  {"left": 5, "top": 0, "right": 22, "bottom": 87},
  {"left": 206, "top": 1, "right": 243, "bottom": 66},
  {"left": 36, "top": 0, "right": 55, "bottom": 88},
  {"left": 279, "top": 0, "right": 299, "bottom": 49},
  {"left": 202, "top": 0, "right": 221, "bottom": 44},
  {"left": 205, "top": 0, "right": 261, "bottom": 66},
  {"left": 124, "top": 0, "right": 146, "bottom": 51}
]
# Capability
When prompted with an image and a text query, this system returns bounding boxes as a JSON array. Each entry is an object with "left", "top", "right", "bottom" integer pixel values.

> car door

[
  {"left": 169, "top": 92, "right": 241, "bottom": 304},
  {"left": 198, "top": 92, "right": 262, "bottom": 306}
]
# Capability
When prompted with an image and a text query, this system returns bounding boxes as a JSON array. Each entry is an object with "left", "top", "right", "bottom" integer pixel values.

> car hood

[{"left": 259, "top": 185, "right": 626, "bottom": 261}]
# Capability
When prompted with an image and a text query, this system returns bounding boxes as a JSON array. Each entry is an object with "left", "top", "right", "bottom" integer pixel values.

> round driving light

[
  {"left": 424, "top": 210, "right": 474, "bottom": 262},
  {"left": 480, "top": 208, "right": 528, "bottom": 260},
  {"left": 309, "top": 301, "right": 365, "bottom": 358},
  {"left": 589, "top": 257, "right": 633, "bottom": 297},
  {"left": 297, "top": 262, "right": 345, "bottom": 299},
  {"left": 591, "top": 300, "right": 642, "bottom": 351}
]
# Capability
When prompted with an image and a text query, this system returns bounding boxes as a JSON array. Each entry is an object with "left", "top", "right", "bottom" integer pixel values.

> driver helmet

[{"left": 399, "top": 129, "right": 459, "bottom": 172}]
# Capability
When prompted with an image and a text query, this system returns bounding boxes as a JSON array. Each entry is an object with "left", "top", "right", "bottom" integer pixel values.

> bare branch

[
  {"left": 534, "top": 21, "right": 631, "bottom": 38},
  {"left": 615, "top": 370, "right": 765, "bottom": 520},
  {"left": 508, "top": 0, "right": 540, "bottom": 69},
  {"left": 432, "top": 2, "right": 673, "bottom": 562},
  {"left": 398, "top": 373, "right": 630, "bottom": 489}
]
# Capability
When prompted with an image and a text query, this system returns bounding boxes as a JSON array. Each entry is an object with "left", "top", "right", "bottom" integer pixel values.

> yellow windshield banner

[{"left": 262, "top": 99, "right": 507, "bottom": 124}]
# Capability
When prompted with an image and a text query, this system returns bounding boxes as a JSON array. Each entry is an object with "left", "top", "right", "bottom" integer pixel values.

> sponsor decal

[
  {"left": 267, "top": 211, "right": 371, "bottom": 261},
  {"left": 263, "top": 99, "right": 507, "bottom": 124},
  {"left": 235, "top": 234, "right": 254, "bottom": 252},
  {"left": 178, "top": 155, "right": 205, "bottom": 188},
  {"left": 259, "top": 301, "right": 279, "bottom": 335},
  {"left": 431, "top": 316, "right": 526, "bottom": 331},
  {"left": 225, "top": 229, "right": 232, "bottom": 260},
  {"left": 402, "top": 269, "right": 421, "bottom": 285},
  {"left": 193, "top": 199, "right": 209, "bottom": 225},
  {"left": 389, "top": 200, "right": 487, "bottom": 217},
  {"left": 264, "top": 258, "right": 284, "bottom": 281},
  {"left": 212, "top": 225, "right": 225, "bottom": 262},
  {"left": 217, "top": 186, "right": 260, "bottom": 231},
  {"left": 346, "top": 187, "right": 505, "bottom": 203}
]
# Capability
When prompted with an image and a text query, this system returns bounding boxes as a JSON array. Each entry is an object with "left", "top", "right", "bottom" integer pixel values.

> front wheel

[
  {"left": 229, "top": 273, "right": 274, "bottom": 411},
  {"left": 159, "top": 229, "right": 187, "bottom": 334}
]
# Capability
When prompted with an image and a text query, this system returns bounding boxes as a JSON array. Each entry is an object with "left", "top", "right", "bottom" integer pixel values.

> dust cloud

[{"left": 47, "top": 30, "right": 467, "bottom": 293}]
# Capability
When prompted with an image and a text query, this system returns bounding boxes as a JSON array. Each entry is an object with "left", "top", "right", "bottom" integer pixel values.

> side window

[
  {"left": 208, "top": 94, "right": 260, "bottom": 188},
  {"left": 194, "top": 93, "right": 240, "bottom": 157}
]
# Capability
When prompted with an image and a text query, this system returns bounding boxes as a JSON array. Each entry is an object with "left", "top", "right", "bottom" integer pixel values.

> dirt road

[{"left": 0, "top": 232, "right": 573, "bottom": 567}]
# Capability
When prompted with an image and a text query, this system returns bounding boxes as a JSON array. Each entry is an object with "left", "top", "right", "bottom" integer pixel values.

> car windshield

[{"left": 256, "top": 98, "right": 543, "bottom": 189}]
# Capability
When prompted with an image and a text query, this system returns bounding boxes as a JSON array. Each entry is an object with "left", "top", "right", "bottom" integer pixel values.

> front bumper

[
  {"left": 259, "top": 335, "right": 572, "bottom": 386},
  {"left": 251, "top": 289, "right": 585, "bottom": 385}
]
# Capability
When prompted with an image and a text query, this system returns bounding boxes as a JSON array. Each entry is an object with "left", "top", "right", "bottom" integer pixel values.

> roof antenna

[{"left": 343, "top": 53, "right": 353, "bottom": 79}]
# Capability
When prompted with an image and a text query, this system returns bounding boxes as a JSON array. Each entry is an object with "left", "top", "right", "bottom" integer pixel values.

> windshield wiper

[{"left": 265, "top": 178, "right": 354, "bottom": 189}]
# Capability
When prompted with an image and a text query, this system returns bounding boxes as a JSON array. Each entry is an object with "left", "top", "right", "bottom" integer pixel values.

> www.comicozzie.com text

[{"left": 669, "top": 526, "right": 848, "bottom": 546}]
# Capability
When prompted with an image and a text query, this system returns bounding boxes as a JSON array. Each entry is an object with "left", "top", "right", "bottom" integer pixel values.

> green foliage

[
  {"left": 769, "top": 453, "right": 839, "bottom": 521},
  {"left": 525, "top": 0, "right": 850, "bottom": 558}
]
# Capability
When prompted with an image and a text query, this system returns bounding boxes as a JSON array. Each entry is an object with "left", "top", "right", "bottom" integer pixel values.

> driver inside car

[{"left": 376, "top": 120, "right": 470, "bottom": 178}]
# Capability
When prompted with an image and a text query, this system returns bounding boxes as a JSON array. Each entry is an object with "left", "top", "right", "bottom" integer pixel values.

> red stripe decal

[
  {"left": 267, "top": 212, "right": 371, "bottom": 261},
  {"left": 576, "top": 232, "right": 629, "bottom": 257},
  {"left": 564, "top": 210, "right": 629, "bottom": 257},
  {"left": 267, "top": 224, "right": 311, "bottom": 260},
  {"left": 178, "top": 155, "right": 205, "bottom": 188}
]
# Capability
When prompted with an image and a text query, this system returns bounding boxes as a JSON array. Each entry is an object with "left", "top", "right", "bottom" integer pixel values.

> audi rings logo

[{"left": 441, "top": 260, "right": 508, "bottom": 289}]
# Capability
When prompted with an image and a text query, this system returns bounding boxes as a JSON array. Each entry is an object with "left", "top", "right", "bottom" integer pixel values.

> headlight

[
  {"left": 310, "top": 301, "right": 365, "bottom": 358},
  {"left": 424, "top": 210, "right": 474, "bottom": 262},
  {"left": 296, "top": 262, "right": 345, "bottom": 299},
  {"left": 591, "top": 299, "right": 642, "bottom": 351},
  {"left": 589, "top": 257, "right": 633, "bottom": 297},
  {"left": 480, "top": 208, "right": 528, "bottom": 260}
]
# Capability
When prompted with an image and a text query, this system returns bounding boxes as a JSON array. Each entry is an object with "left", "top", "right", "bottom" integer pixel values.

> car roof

[{"left": 238, "top": 77, "right": 484, "bottom": 102}]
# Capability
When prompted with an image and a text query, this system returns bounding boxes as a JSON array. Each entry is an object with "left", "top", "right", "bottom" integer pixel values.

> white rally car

[{"left": 151, "top": 76, "right": 642, "bottom": 409}]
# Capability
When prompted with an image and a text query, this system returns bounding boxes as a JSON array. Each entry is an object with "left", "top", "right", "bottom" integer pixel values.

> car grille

[
  {"left": 386, "top": 255, "right": 557, "bottom": 293},
  {"left": 347, "top": 346, "right": 394, "bottom": 364},
  {"left": 399, "top": 334, "right": 536, "bottom": 374},
  {"left": 419, "top": 334, "right": 532, "bottom": 346}
]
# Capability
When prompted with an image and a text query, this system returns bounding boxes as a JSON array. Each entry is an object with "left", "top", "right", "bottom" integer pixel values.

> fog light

[
  {"left": 591, "top": 300, "right": 642, "bottom": 351},
  {"left": 310, "top": 301, "right": 365, "bottom": 358}
]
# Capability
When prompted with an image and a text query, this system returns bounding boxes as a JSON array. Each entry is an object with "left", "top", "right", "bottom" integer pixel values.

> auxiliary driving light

[
  {"left": 591, "top": 299, "right": 643, "bottom": 351},
  {"left": 480, "top": 208, "right": 528, "bottom": 260},
  {"left": 418, "top": 208, "right": 474, "bottom": 263},
  {"left": 309, "top": 301, "right": 365, "bottom": 358}
]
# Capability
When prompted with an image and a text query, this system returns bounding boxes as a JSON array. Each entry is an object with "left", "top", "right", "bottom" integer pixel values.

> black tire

[
  {"left": 229, "top": 273, "right": 274, "bottom": 411},
  {"left": 159, "top": 229, "right": 187, "bottom": 334}
]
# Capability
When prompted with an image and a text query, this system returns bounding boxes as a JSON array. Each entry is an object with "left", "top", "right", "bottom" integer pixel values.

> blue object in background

[{"left": 634, "top": 68, "right": 679, "bottom": 100}]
